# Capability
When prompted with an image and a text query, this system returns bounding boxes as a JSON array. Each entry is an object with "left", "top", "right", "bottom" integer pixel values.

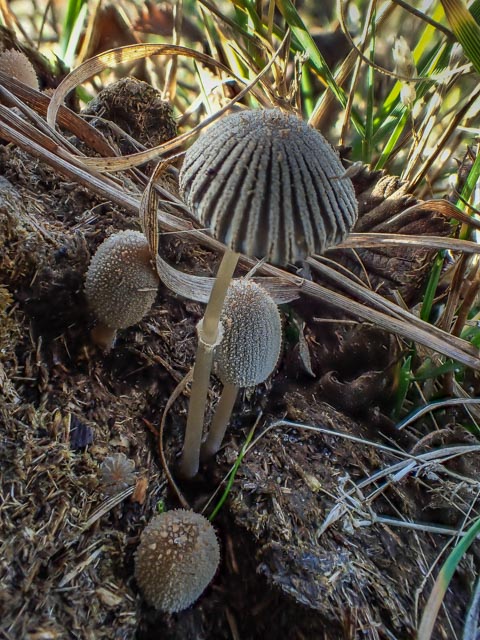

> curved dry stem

[
  {"left": 201, "top": 382, "right": 239, "bottom": 462},
  {"left": 179, "top": 249, "right": 239, "bottom": 478}
]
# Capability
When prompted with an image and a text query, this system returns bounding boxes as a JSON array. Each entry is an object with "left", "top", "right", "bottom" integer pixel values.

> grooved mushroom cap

[
  {"left": 216, "top": 279, "right": 282, "bottom": 387},
  {"left": 85, "top": 230, "right": 159, "bottom": 330},
  {"left": 0, "top": 49, "right": 39, "bottom": 90},
  {"left": 134, "top": 509, "right": 220, "bottom": 612},
  {"left": 179, "top": 109, "right": 358, "bottom": 265}
]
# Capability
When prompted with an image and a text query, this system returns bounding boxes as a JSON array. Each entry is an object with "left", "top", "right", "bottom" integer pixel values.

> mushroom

[
  {"left": 201, "top": 278, "right": 282, "bottom": 461},
  {"left": 85, "top": 229, "right": 159, "bottom": 349},
  {"left": 134, "top": 509, "right": 220, "bottom": 612},
  {"left": 178, "top": 108, "right": 358, "bottom": 477},
  {"left": 0, "top": 49, "right": 39, "bottom": 90},
  {"left": 99, "top": 452, "right": 136, "bottom": 496}
]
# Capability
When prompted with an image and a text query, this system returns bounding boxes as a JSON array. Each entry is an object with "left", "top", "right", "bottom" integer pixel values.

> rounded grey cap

[
  {"left": 216, "top": 279, "right": 282, "bottom": 387},
  {"left": 85, "top": 230, "right": 159, "bottom": 330},
  {"left": 134, "top": 509, "right": 220, "bottom": 613},
  {"left": 179, "top": 109, "right": 358, "bottom": 265}
]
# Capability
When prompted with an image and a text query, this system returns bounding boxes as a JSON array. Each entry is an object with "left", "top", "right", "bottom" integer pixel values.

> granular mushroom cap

[
  {"left": 0, "top": 49, "right": 39, "bottom": 90},
  {"left": 179, "top": 109, "right": 358, "bottom": 265},
  {"left": 215, "top": 279, "right": 282, "bottom": 388},
  {"left": 134, "top": 509, "right": 220, "bottom": 612},
  {"left": 85, "top": 230, "right": 159, "bottom": 330}
]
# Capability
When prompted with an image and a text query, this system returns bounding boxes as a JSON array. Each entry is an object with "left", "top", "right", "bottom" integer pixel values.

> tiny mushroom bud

[
  {"left": 99, "top": 452, "right": 136, "bottom": 496},
  {"left": 178, "top": 108, "right": 358, "bottom": 477},
  {"left": 0, "top": 49, "right": 39, "bottom": 90},
  {"left": 134, "top": 509, "right": 220, "bottom": 613},
  {"left": 85, "top": 230, "right": 159, "bottom": 349},
  {"left": 201, "top": 279, "right": 282, "bottom": 461}
]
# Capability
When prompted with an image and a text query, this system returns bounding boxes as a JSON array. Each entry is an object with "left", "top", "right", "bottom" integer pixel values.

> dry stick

[
  {"left": 179, "top": 248, "right": 240, "bottom": 478},
  {"left": 201, "top": 383, "right": 239, "bottom": 462}
]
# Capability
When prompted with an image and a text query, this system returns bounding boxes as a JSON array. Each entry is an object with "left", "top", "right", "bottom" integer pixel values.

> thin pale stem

[
  {"left": 201, "top": 383, "right": 239, "bottom": 461},
  {"left": 90, "top": 323, "right": 116, "bottom": 351},
  {"left": 202, "top": 249, "right": 240, "bottom": 343},
  {"left": 179, "top": 249, "right": 239, "bottom": 478}
]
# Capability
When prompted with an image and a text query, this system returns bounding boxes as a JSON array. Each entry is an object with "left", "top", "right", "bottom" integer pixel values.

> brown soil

[{"left": 0, "top": 79, "right": 479, "bottom": 640}]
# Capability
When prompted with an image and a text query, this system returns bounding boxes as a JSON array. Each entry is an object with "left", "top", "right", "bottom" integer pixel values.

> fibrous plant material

[
  {"left": 82, "top": 77, "right": 178, "bottom": 152},
  {"left": 178, "top": 108, "right": 358, "bottom": 478},
  {"left": 0, "top": 49, "right": 39, "bottom": 90},
  {"left": 134, "top": 509, "right": 220, "bottom": 612},
  {"left": 85, "top": 229, "right": 159, "bottom": 349},
  {"left": 202, "top": 279, "right": 282, "bottom": 460}
]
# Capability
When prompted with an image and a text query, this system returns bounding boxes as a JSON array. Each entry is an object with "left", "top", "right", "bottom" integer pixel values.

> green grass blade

[
  {"left": 392, "top": 354, "right": 412, "bottom": 419},
  {"left": 441, "top": 0, "right": 480, "bottom": 73},
  {"left": 456, "top": 146, "right": 480, "bottom": 239},
  {"left": 275, "top": 0, "right": 338, "bottom": 90},
  {"left": 418, "top": 516, "right": 480, "bottom": 640},
  {"left": 275, "top": 0, "right": 361, "bottom": 127},
  {"left": 471, "top": 0, "right": 480, "bottom": 23},
  {"left": 420, "top": 252, "right": 446, "bottom": 322},
  {"left": 59, "top": 0, "right": 87, "bottom": 62},
  {"left": 363, "top": 9, "right": 376, "bottom": 163},
  {"left": 208, "top": 424, "right": 256, "bottom": 521},
  {"left": 374, "top": 110, "right": 408, "bottom": 170}
]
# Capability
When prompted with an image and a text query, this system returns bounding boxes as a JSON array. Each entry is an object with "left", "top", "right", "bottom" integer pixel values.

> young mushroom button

[
  {"left": 178, "top": 109, "right": 358, "bottom": 478},
  {"left": 134, "top": 509, "right": 220, "bottom": 613},
  {"left": 201, "top": 279, "right": 282, "bottom": 461},
  {"left": 85, "top": 230, "right": 159, "bottom": 349}
]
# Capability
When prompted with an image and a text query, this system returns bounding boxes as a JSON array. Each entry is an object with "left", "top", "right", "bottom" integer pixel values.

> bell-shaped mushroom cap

[
  {"left": 179, "top": 109, "right": 358, "bottom": 265},
  {"left": 215, "top": 279, "right": 282, "bottom": 388},
  {"left": 85, "top": 230, "right": 159, "bottom": 330},
  {"left": 134, "top": 509, "right": 220, "bottom": 612}
]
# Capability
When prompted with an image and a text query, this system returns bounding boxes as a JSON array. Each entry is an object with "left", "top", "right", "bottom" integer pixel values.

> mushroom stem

[
  {"left": 179, "top": 248, "right": 239, "bottom": 478},
  {"left": 90, "top": 323, "right": 117, "bottom": 351},
  {"left": 201, "top": 382, "right": 239, "bottom": 461},
  {"left": 201, "top": 249, "right": 240, "bottom": 343}
]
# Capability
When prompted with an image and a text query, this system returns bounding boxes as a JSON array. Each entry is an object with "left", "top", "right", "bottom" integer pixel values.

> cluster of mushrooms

[{"left": 85, "top": 108, "right": 358, "bottom": 611}]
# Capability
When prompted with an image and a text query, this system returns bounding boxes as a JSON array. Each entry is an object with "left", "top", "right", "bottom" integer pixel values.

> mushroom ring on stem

[
  {"left": 178, "top": 108, "right": 358, "bottom": 478},
  {"left": 201, "top": 278, "right": 282, "bottom": 461}
]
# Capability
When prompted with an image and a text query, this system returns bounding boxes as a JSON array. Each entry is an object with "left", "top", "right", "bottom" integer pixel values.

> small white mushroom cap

[
  {"left": 134, "top": 509, "right": 220, "bottom": 612},
  {"left": 215, "top": 279, "right": 282, "bottom": 388},
  {"left": 179, "top": 109, "right": 358, "bottom": 265},
  {"left": 85, "top": 230, "right": 159, "bottom": 330}
]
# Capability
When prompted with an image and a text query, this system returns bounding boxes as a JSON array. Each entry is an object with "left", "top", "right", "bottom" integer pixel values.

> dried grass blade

[
  {"left": 0, "top": 116, "right": 140, "bottom": 213},
  {"left": 307, "top": 257, "right": 477, "bottom": 357},
  {"left": 462, "top": 575, "right": 480, "bottom": 640},
  {"left": 339, "top": 233, "right": 480, "bottom": 254},
  {"left": 440, "top": 0, "right": 480, "bottom": 74},
  {"left": 0, "top": 69, "right": 119, "bottom": 157},
  {"left": 46, "top": 41, "right": 271, "bottom": 130},
  {"left": 299, "top": 278, "right": 480, "bottom": 369},
  {"left": 155, "top": 255, "right": 299, "bottom": 304},
  {"left": 1, "top": 105, "right": 478, "bottom": 369},
  {"left": 48, "top": 37, "right": 287, "bottom": 172},
  {"left": 140, "top": 161, "right": 172, "bottom": 259}
]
